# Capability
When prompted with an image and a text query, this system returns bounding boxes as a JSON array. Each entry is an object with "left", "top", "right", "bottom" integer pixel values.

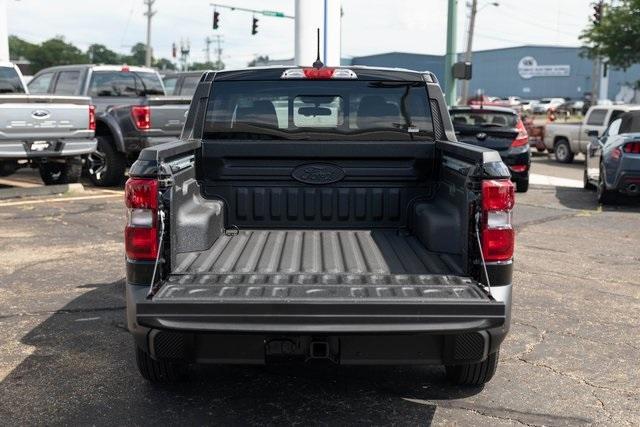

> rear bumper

[
  {"left": 496, "top": 146, "right": 531, "bottom": 180},
  {"left": 126, "top": 279, "right": 510, "bottom": 365},
  {"left": 0, "top": 139, "right": 97, "bottom": 159}
]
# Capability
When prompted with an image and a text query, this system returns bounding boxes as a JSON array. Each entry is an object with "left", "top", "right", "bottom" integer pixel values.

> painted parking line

[
  {"left": 0, "top": 177, "right": 41, "bottom": 188},
  {"left": 529, "top": 173, "right": 583, "bottom": 188},
  {"left": 0, "top": 193, "right": 122, "bottom": 207}
]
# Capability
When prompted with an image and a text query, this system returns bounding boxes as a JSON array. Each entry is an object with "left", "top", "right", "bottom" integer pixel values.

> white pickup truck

[
  {"left": 544, "top": 105, "right": 640, "bottom": 163},
  {"left": 0, "top": 62, "right": 96, "bottom": 184}
]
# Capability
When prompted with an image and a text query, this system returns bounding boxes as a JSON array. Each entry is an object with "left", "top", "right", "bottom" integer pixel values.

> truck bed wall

[{"left": 167, "top": 140, "right": 470, "bottom": 274}]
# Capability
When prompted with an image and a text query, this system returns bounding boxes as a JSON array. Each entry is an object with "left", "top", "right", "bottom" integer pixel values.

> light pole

[
  {"left": 0, "top": 0, "right": 9, "bottom": 62},
  {"left": 444, "top": 0, "right": 458, "bottom": 106},
  {"left": 460, "top": 1, "right": 499, "bottom": 105}
]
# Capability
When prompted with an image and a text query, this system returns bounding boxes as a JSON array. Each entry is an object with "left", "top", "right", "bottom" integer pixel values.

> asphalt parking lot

[{"left": 0, "top": 156, "right": 639, "bottom": 426}]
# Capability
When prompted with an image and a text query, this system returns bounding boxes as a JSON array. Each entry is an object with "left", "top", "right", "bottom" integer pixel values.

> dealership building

[{"left": 347, "top": 45, "right": 640, "bottom": 102}]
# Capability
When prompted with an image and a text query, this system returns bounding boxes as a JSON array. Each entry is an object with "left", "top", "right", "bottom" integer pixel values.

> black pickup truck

[
  {"left": 125, "top": 66, "right": 515, "bottom": 386},
  {"left": 28, "top": 65, "right": 191, "bottom": 186}
]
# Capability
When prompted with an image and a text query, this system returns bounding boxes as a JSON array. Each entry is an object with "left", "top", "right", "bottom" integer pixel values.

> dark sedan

[
  {"left": 450, "top": 106, "right": 531, "bottom": 192},
  {"left": 585, "top": 110, "right": 640, "bottom": 204}
]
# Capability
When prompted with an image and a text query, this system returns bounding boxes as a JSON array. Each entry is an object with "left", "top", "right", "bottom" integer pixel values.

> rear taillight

[
  {"left": 89, "top": 105, "right": 96, "bottom": 131},
  {"left": 623, "top": 142, "right": 640, "bottom": 154},
  {"left": 125, "top": 178, "right": 158, "bottom": 260},
  {"left": 281, "top": 68, "right": 358, "bottom": 79},
  {"left": 509, "top": 164, "right": 528, "bottom": 173},
  {"left": 481, "top": 179, "right": 515, "bottom": 262},
  {"left": 612, "top": 147, "right": 622, "bottom": 161},
  {"left": 511, "top": 119, "right": 529, "bottom": 147},
  {"left": 131, "top": 106, "right": 151, "bottom": 130}
]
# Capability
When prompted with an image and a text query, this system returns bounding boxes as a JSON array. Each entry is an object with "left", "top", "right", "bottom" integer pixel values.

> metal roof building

[{"left": 345, "top": 45, "right": 640, "bottom": 102}]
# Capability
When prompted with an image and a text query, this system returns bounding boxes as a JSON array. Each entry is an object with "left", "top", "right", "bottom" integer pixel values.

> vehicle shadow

[
  {"left": 555, "top": 186, "right": 640, "bottom": 212},
  {"left": 0, "top": 280, "right": 483, "bottom": 425}
]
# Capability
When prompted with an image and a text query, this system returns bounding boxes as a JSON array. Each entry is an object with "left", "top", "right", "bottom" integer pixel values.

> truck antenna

[{"left": 312, "top": 28, "right": 324, "bottom": 69}]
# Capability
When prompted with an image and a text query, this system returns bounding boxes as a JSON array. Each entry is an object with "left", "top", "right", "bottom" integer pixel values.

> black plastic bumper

[{"left": 126, "top": 277, "right": 508, "bottom": 365}]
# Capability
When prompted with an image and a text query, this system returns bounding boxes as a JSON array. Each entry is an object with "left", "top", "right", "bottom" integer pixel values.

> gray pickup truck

[
  {"left": 28, "top": 65, "right": 191, "bottom": 186},
  {"left": 125, "top": 66, "right": 515, "bottom": 387},
  {"left": 0, "top": 62, "right": 96, "bottom": 184}
]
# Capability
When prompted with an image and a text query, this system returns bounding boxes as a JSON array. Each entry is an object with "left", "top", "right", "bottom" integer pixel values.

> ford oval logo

[
  {"left": 292, "top": 163, "right": 345, "bottom": 185},
  {"left": 31, "top": 109, "right": 50, "bottom": 119}
]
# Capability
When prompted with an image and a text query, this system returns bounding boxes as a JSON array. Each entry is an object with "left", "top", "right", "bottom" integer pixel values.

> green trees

[
  {"left": 581, "top": 0, "right": 640, "bottom": 69},
  {"left": 8, "top": 36, "right": 178, "bottom": 73}
]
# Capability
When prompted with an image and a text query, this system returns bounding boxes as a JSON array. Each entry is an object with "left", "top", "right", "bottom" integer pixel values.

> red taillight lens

[
  {"left": 131, "top": 106, "right": 151, "bottom": 130},
  {"left": 482, "top": 179, "right": 515, "bottom": 211},
  {"left": 125, "top": 178, "right": 158, "bottom": 261},
  {"left": 509, "top": 164, "right": 528, "bottom": 173},
  {"left": 481, "top": 179, "right": 515, "bottom": 262},
  {"left": 623, "top": 142, "right": 640, "bottom": 154},
  {"left": 612, "top": 147, "right": 622, "bottom": 161},
  {"left": 89, "top": 105, "right": 96, "bottom": 131},
  {"left": 125, "top": 178, "right": 158, "bottom": 209},
  {"left": 303, "top": 67, "right": 336, "bottom": 79},
  {"left": 511, "top": 119, "right": 529, "bottom": 147}
]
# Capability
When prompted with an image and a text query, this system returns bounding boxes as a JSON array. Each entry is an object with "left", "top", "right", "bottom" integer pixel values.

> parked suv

[
  {"left": 28, "top": 65, "right": 191, "bottom": 186},
  {"left": 125, "top": 66, "right": 514, "bottom": 386}
]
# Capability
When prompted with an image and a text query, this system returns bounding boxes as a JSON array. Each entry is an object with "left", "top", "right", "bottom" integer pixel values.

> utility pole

[
  {"left": 214, "top": 34, "right": 223, "bottom": 69},
  {"left": 204, "top": 36, "right": 212, "bottom": 63},
  {"left": 0, "top": 0, "right": 9, "bottom": 62},
  {"left": 444, "top": 0, "right": 458, "bottom": 106},
  {"left": 144, "top": 0, "right": 156, "bottom": 67},
  {"left": 460, "top": 0, "right": 477, "bottom": 105}
]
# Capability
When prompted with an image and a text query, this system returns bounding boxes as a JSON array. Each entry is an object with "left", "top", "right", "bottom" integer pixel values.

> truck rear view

[{"left": 125, "top": 66, "right": 514, "bottom": 386}]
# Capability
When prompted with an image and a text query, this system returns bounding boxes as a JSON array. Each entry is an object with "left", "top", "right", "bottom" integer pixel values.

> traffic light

[
  {"left": 252, "top": 17, "right": 259, "bottom": 35},
  {"left": 213, "top": 10, "right": 220, "bottom": 29},
  {"left": 593, "top": 1, "right": 603, "bottom": 25}
]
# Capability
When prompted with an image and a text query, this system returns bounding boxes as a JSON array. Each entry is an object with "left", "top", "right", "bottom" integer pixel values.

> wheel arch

[{"left": 95, "top": 116, "right": 126, "bottom": 153}]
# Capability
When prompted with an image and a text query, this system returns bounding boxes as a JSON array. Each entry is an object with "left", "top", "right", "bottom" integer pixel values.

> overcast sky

[{"left": 7, "top": 0, "right": 594, "bottom": 68}]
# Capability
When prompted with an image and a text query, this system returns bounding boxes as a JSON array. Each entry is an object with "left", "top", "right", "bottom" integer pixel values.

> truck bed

[{"left": 173, "top": 229, "right": 464, "bottom": 278}]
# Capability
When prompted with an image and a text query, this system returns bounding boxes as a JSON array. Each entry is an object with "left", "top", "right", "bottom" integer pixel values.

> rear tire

[
  {"left": 516, "top": 178, "right": 529, "bottom": 193},
  {"left": 135, "top": 345, "right": 187, "bottom": 383},
  {"left": 445, "top": 351, "right": 500, "bottom": 386},
  {"left": 554, "top": 139, "right": 574, "bottom": 163},
  {"left": 0, "top": 160, "right": 19, "bottom": 177},
  {"left": 597, "top": 164, "right": 616, "bottom": 205},
  {"left": 87, "top": 136, "right": 127, "bottom": 187},
  {"left": 38, "top": 158, "right": 82, "bottom": 185}
]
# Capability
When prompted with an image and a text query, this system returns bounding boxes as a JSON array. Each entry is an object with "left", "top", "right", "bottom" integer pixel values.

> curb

[{"left": 0, "top": 183, "right": 85, "bottom": 200}]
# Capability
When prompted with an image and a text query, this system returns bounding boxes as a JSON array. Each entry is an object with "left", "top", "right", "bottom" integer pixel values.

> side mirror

[
  {"left": 452, "top": 62, "right": 472, "bottom": 80},
  {"left": 587, "top": 130, "right": 599, "bottom": 137}
]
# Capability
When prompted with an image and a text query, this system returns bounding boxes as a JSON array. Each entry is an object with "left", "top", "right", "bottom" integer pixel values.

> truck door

[{"left": 579, "top": 109, "right": 607, "bottom": 154}]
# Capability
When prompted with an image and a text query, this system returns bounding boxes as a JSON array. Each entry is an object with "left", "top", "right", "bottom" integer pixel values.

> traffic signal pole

[
  {"left": 0, "top": 0, "right": 9, "bottom": 62},
  {"left": 444, "top": 0, "right": 458, "bottom": 106}
]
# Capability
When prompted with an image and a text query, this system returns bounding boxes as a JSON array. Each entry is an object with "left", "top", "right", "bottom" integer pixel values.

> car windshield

[
  {"left": 539, "top": 100, "right": 551, "bottom": 104},
  {"left": 0, "top": 67, "right": 26, "bottom": 93},
  {"left": 204, "top": 80, "right": 434, "bottom": 141},
  {"left": 450, "top": 110, "right": 518, "bottom": 128}
]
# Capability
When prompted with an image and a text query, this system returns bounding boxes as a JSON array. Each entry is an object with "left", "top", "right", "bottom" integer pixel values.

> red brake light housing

[
  {"left": 89, "top": 105, "right": 96, "bottom": 131},
  {"left": 131, "top": 105, "right": 151, "bottom": 130},
  {"left": 511, "top": 119, "right": 529, "bottom": 147},
  {"left": 623, "top": 142, "right": 640, "bottom": 154},
  {"left": 481, "top": 179, "right": 515, "bottom": 262},
  {"left": 281, "top": 68, "right": 358, "bottom": 79},
  {"left": 125, "top": 178, "right": 158, "bottom": 261}
]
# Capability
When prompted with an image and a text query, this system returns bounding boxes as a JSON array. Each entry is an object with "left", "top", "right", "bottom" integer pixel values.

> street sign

[{"left": 262, "top": 10, "right": 285, "bottom": 17}]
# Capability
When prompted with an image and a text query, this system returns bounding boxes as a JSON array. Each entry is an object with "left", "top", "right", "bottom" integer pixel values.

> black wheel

[
  {"left": 38, "top": 158, "right": 82, "bottom": 185},
  {"left": 0, "top": 160, "right": 19, "bottom": 177},
  {"left": 135, "top": 345, "right": 187, "bottom": 383},
  {"left": 597, "top": 163, "right": 616, "bottom": 205},
  {"left": 446, "top": 351, "right": 500, "bottom": 386},
  {"left": 554, "top": 139, "right": 574, "bottom": 163},
  {"left": 87, "top": 136, "right": 127, "bottom": 187},
  {"left": 516, "top": 178, "right": 529, "bottom": 193},
  {"left": 583, "top": 169, "right": 596, "bottom": 190},
  {"left": 536, "top": 146, "right": 546, "bottom": 153}
]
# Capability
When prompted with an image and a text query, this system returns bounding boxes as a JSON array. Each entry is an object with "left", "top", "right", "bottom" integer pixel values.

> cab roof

[{"left": 205, "top": 65, "right": 437, "bottom": 83}]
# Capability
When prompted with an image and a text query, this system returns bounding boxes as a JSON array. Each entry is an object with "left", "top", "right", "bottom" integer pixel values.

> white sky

[{"left": 7, "top": 0, "right": 594, "bottom": 69}]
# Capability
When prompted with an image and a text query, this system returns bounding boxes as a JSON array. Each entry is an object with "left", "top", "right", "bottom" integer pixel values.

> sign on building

[{"left": 518, "top": 56, "right": 570, "bottom": 79}]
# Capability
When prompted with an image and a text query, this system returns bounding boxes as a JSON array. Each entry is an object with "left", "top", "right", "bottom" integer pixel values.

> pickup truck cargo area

[{"left": 125, "top": 66, "right": 514, "bottom": 386}]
